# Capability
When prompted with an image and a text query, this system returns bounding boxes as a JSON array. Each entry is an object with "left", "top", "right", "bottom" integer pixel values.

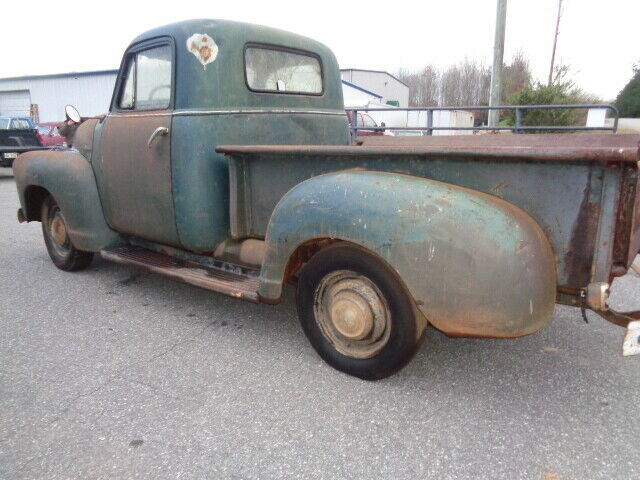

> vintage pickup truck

[{"left": 12, "top": 20, "right": 640, "bottom": 379}]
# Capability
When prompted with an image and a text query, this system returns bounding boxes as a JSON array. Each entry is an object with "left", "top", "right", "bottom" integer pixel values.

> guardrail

[{"left": 346, "top": 104, "right": 619, "bottom": 140}]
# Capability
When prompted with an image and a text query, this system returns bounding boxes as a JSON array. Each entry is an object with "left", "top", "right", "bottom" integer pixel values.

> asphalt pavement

[{"left": 1, "top": 167, "right": 638, "bottom": 479}]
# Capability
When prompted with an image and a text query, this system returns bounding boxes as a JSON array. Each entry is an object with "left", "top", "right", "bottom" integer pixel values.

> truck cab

[
  {"left": 12, "top": 19, "right": 640, "bottom": 379},
  {"left": 93, "top": 20, "right": 348, "bottom": 252}
]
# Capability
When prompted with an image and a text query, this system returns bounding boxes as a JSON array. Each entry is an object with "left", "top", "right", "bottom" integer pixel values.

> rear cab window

[
  {"left": 10, "top": 119, "right": 31, "bottom": 129},
  {"left": 244, "top": 45, "right": 323, "bottom": 95}
]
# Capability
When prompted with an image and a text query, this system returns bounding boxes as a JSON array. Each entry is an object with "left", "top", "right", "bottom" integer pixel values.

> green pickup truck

[{"left": 12, "top": 20, "right": 640, "bottom": 379}]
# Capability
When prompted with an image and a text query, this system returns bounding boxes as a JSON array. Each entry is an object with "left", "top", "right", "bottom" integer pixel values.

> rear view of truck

[{"left": 0, "top": 116, "right": 45, "bottom": 167}]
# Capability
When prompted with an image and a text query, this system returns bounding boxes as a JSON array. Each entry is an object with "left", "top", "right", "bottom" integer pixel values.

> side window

[
  {"left": 117, "top": 44, "right": 172, "bottom": 111},
  {"left": 136, "top": 46, "right": 172, "bottom": 109}
]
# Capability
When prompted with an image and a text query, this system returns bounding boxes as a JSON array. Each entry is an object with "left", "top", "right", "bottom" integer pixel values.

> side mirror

[{"left": 65, "top": 105, "right": 81, "bottom": 124}]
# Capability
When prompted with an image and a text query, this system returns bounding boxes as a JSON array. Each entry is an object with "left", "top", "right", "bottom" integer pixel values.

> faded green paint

[
  {"left": 12, "top": 150, "right": 122, "bottom": 251},
  {"left": 259, "top": 171, "right": 556, "bottom": 337},
  {"left": 171, "top": 113, "right": 348, "bottom": 252},
  {"left": 225, "top": 150, "right": 619, "bottom": 291}
]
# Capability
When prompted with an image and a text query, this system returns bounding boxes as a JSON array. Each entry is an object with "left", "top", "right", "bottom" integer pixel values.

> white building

[
  {"left": 341, "top": 80, "right": 383, "bottom": 108},
  {"left": 340, "top": 69, "right": 409, "bottom": 108},
  {"left": 0, "top": 70, "right": 117, "bottom": 122}
]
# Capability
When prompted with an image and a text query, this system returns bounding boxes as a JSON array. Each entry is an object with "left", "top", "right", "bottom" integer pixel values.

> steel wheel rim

[
  {"left": 313, "top": 270, "right": 391, "bottom": 359},
  {"left": 48, "top": 206, "right": 71, "bottom": 257}
]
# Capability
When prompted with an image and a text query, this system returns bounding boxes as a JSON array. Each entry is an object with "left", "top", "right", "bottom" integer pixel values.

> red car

[
  {"left": 36, "top": 123, "right": 65, "bottom": 147},
  {"left": 345, "top": 111, "right": 386, "bottom": 136}
]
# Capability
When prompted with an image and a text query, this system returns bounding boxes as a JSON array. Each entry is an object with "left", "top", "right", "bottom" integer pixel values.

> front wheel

[
  {"left": 41, "top": 195, "right": 93, "bottom": 271},
  {"left": 296, "top": 243, "right": 426, "bottom": 380}
]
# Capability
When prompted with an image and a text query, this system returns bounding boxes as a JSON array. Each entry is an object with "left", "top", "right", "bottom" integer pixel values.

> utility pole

[
  {"left": 548, "top": 0, "right": 563, "bottom": 85},
  {"left": 488, "top": 0, "right": 507, "bottom": 127}
]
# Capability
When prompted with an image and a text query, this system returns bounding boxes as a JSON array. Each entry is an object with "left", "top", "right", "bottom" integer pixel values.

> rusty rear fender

[
  {"left": 258, "top": 170, "right": 557, "bottom": 338},
  {"left": 13, "top": 149, "right": 122, "bottom": 252}
]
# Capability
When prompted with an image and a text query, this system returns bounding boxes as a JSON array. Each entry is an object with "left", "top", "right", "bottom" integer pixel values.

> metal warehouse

[{"left": 0, "top": 70, "right": 117, "bottom": 123}]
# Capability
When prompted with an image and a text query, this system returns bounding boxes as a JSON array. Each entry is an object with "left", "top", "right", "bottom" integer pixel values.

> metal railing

[{"left": 346, "top": 104, "right": 619, "bottom": 140}]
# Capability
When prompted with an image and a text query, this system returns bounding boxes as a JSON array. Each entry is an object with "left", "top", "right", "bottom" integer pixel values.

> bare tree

[
  {"left": 397, "top": 53, "right": 529, "bottom": 108},
  {"left": 502, "top": 51, "right": 531, "bottom": 102}
]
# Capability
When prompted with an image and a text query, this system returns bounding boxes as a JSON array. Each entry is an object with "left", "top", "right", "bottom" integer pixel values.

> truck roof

[{"left": 123, "top": 19, "right": 345, "bottom": 112}]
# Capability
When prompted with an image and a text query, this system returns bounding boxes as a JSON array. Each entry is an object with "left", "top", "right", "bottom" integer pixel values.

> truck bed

[{"left": 217, "top": 134, "right": 640, "bottom": 300}]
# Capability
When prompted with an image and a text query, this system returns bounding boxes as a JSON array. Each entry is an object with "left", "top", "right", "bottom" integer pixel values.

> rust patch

[
  {"left": 563, "top": 169, "right": 599, "bottom": 288},
  {"left": 186, "top": 33, "right": 218, "bottom": 69}
]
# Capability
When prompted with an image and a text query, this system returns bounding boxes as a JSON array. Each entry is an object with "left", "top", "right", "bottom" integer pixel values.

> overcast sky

[{"left": 1, "top": 0, "right": 637, "bottom": 100}]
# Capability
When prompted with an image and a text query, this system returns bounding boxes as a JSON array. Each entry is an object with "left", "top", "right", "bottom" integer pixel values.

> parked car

[
  {"left": 36, "top": 123, "right": 65, "bottom": 147},
  {"left": 0, "top": 116, "right": 45, "bottom": 167},
  {"left": 346, "top": 110, "right": 386, "bottom": 136},
  {"left": 12, "top": 19, "right": 640, "bottom": 379}
]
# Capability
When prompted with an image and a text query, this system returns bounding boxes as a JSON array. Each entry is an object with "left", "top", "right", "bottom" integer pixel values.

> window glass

[
  {"left": 0, "top": 119, "right": 9, "bottom": 129},
  {"left": 37, "top": 126, "right": 50, "bottom": 135},
  {"left": 362, "top": 114, "right": 377, "bottom": 128},
  {"left": 11, "top": 119, "right": 30, "bottom": 129},
  {"left": 136, "top": 45, "right": 172, "bottom": 110},
  {"left": 245, "top": 46, "right": 322, "bottom": 94},
  {"left": 119, "top": 59, "right": 135, "bottom": 109}
]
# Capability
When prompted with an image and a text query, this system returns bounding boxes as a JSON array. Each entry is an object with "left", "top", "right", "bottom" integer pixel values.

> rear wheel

[
  {"left": 296, "top": 243, "right": 426, "bottom": 380},
  {"left": 41, "top": 195, "right": 93, "bottom": 271}
]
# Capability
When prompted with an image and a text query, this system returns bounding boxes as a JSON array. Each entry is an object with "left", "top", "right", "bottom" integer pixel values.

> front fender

[
  {"left": 13, "top": 149, "right": 121, "bottom": 251},
  {"left": 260, "top": 170, "right": 556, "bottom": 338}
]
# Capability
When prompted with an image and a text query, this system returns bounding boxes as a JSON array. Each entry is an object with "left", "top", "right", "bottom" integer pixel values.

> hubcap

[
  {"left": 314, "top": 270, "right": 391, "bottom": 359},
  {"left": 48, "top": 206, "right": 71, "bottom": 256},
  {"left": 50, "top": 214, "right": 67, "bottom": 246}
]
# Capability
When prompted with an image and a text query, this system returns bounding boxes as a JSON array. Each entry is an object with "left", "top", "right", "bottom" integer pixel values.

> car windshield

[
  {"left": 37, "top": 126, "right": 50, "bottom": 134},
  {"left": 0, "top": 119, "right": 9, "bottom": 129}
]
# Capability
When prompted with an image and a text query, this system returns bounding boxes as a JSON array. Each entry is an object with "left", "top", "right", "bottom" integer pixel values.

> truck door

[{"left": 100, "top": 40, "right": 180, "bottom": 246}]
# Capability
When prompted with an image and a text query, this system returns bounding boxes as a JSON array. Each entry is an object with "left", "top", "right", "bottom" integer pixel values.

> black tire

[
  {"left": 296, "top": 243, "right": 426, "bottom": 380},
  {"left": 41, "top": 195, "right": 93, "bottom": 271}
]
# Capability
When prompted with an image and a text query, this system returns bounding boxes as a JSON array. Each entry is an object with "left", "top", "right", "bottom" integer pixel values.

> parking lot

[{"left": 0, "top": 166, "right": 638, "bottom": 479}]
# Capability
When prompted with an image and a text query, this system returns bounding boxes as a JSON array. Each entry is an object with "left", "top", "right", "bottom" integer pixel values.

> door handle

[{"left": 147, "top": 127, "right": 169, "bottom": 148}]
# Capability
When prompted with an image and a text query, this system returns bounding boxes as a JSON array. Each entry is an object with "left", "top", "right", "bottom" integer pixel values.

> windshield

[{"left": 0, "top": 119, "right": 9, "bottom": 129}]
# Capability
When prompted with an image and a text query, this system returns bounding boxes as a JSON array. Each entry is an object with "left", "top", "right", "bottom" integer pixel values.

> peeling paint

[{"left": 186, "top": 33, "right": 218, "bottom": 69}]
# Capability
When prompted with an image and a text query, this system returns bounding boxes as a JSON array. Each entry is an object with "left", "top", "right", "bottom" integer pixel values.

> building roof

[
  {"left": 340, "top": 68, "right": 409, "bottom": 88},
  {"left": 0, "top": 69, "right": 118, "bottom": 82},
  {"left": 341, "top": 80, "right": 382, "bottom": 99}
]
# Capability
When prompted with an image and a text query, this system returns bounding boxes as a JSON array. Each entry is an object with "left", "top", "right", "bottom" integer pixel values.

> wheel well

[
  {"left": 23, "top": 186, "right": 51, "bottom": 221},
  {"left": 282, "top": 238, "right": 397, "bottom": 287},
  {"left": 282, "top": 238, "right": 340, "bottom": 285}
]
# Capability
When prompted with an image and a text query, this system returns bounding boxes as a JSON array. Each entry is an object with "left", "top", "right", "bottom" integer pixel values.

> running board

[{"left": 100, "top": 245, "right": 260, "bottom": 302}]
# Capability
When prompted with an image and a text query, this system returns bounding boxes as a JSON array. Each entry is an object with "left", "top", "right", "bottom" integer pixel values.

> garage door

[{"left": 0, "top": 90, "right": 31, "bottom": 117}]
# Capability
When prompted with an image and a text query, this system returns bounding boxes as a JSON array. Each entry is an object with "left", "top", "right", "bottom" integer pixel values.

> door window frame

[{"left": 110, "top": 37, "right": 176, "bottom": 113}]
